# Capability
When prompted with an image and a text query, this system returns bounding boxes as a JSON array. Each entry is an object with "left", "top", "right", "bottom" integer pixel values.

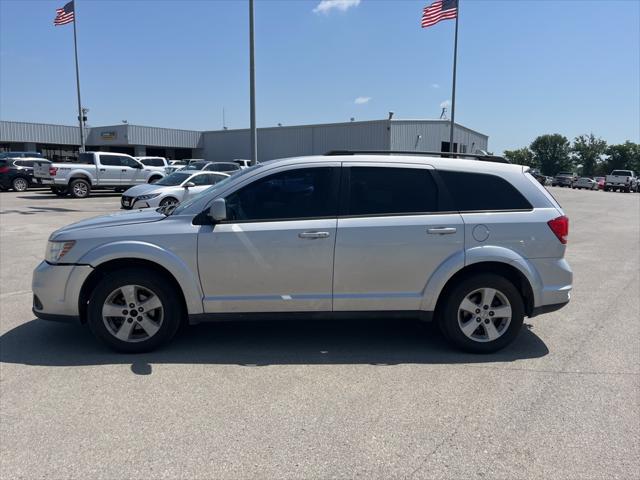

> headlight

[
  {"left": 45, "top": 240, "right": 76, "bottom": 263},
  {"left": 136, "top": 193, "right": 160, "bottom": 201}
]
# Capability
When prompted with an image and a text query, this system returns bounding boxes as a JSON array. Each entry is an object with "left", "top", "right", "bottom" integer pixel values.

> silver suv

[{"left": 32, "top": 153, "right": 572, "bottom": 353}]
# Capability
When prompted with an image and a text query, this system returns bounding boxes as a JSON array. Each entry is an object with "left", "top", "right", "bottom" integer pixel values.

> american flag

[
  {"left": 54, "top": 1, "right": 75, "bottom": 26},
  {"left": 421, "top": 0, "right": 458, "bottom": 28}
]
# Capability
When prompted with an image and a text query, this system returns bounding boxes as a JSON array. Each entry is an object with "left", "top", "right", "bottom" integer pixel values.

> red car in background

[{"left": 594, "top": 177, "right": 606, "bottom": 190}]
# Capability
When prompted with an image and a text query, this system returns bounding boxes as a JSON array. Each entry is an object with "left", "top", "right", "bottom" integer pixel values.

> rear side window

[
  {"left": 438, "top": 170, "right": 532, "bottom": 212},
  {"left": 100, "top": 155, "right": 120, "bottom": 166},
  {"left": 207, "top": 163, "right": 239, "bottom": 172},
  {"left": 346, "top": 166, "right": 438, "bottom": 216}
]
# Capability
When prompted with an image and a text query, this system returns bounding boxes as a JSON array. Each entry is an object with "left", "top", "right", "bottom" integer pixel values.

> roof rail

[{"left": 324, "top": 150, "right": 511, "bottom": 164}]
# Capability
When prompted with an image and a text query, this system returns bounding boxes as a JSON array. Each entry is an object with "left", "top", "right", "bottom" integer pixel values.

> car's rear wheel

[
  {"left": 69, "top": 178, "right": 91, "bottom": 198},
  {"left": 439, "top": 274, "right": 524, "bottom": 353},
  {"left": 87, "top": 268, "right": 183, "bottom": 353},
  {"left": 12, "top": 177, "right": 29, "bottom": 192},
  {"left": 51, "top": 186, "right": 68, "bottom": 197}
]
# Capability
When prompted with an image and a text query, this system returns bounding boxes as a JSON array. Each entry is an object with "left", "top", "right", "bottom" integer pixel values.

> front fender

[{"left": 77, "top": 240, "right": 204, "bottom": 315}]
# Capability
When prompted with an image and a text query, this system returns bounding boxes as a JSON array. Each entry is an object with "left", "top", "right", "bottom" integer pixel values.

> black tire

[
  {"left": 51, "top": 186, "right": 68, "bottom": 197},
  {"left": 159, "top": 197, "right": 178, "bottom": 207},
  {"left": 11, "top": 176, "right": 29, "bottom": 192},
  {"left": 86, "top": 268, "right": 183, "bottom": 353},
  {"left": 438, "top": 273, "right": 525, "bottom": 354},
  {"left": 69, "top": 178, "right": 91, "bottom": 198}
]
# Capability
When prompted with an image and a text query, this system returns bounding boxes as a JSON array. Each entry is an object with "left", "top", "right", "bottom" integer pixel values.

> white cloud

[
  {"left": 354, "top": 96, "right": 371, "bottom": 104},
  {"left": 440, "top": 100, "right": 451, "bottom": 108},
  {"left": 431, "top": 83, "right": 440, "bottom": 89},
  {"left": 313, "top": 0, "right": 361, "bottom": 15}
]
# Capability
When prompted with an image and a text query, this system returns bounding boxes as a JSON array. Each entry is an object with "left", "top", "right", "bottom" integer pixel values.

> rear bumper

[{"left": 528, "top": 257, "right": 572, "bottom": 308}]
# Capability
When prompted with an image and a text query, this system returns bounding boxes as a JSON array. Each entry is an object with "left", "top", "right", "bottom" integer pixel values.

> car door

[
  {"left": 119, "top": 156, "right": 145, "bottom": 185},
  {"left": 98, "top": 155, "right": 124, "bottom": 185},
  {"left": 333, "top": 163, "right": 464, "bottom": 311},
  {"left": 197, "top": 163, "right": 340, "bottom": 313}
]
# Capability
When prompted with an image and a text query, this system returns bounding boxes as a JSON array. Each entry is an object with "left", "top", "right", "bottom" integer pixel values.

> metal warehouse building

[{"left": 0, "top": 119, "right": 488, "bottom": 162}]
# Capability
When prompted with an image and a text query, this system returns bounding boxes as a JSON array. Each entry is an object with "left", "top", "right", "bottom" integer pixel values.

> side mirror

[
  {"left": 184, "top": 182, "right": 196, "bottom": 188},
  {"left": 208, "top": 198, "right": 227, "bottom": 222}
]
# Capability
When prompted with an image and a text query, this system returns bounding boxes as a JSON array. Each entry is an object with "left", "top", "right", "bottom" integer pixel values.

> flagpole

[
  {"left": 249, "top": 0, "right": 257, "bottom": 165},
  {"left": 72, "top": 1, "right": 85, "bottom": 153},
  {"left": 448, "top": 3, "right": 459, "bottom": 155}
]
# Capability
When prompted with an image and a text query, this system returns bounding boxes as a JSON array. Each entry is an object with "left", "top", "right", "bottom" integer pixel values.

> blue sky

[{"left": 1, "top": 0, "right": 638, "bottom": 153}]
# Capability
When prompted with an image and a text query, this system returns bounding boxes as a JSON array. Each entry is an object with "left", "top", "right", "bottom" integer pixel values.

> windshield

[
  {"left": 155, "top": 172, "right": 191, "bottom": 186},
  {"left": 611, "top": 171, "right": 631, "bottom": 177},
  {"left": 170, "top": 163, "right": 264, "bottom": 216}
]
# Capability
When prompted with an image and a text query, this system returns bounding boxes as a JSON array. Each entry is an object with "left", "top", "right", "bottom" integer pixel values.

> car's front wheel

[
  {"left": 439, "top": 274, "right": 524, "bottom": 353},
  {"left": 87, "top": 268, "right": 183, "bottom": 352}
]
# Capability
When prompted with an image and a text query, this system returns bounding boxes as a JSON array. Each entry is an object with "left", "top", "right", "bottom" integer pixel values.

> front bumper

[{"left": 32, "top": 261, "right": 93, "bottom": 321}]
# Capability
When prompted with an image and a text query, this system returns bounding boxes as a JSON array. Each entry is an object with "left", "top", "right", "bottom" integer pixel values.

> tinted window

[
  {"left": 120, "top": 156, "right": 140, "bottom": 168},
  {"left": 438, "top": 171, "right": 532, "bottom": 211},
  {"left": 79, "top": 153, "right": 96, "bottom": 164},
  {"left": 141, "top": 158, "right": 164, "bottom": 167},
  {"left": 190, "top": 174, "right": 225, "bottom": 186},
  {"left": 226, "top": 167, "right": 338, "bottom": 221},
  {"left": 346, "top": 167, "right": 438, "bottom": 216},
  {"left": 611, "top": 170, "right": 632, "bottom": 177},
  {"left": 100, "top": 155, "right": 120, "bottom": 166},
  {"left": 206, "top": 163, "right": 239, "bottom": 172}
]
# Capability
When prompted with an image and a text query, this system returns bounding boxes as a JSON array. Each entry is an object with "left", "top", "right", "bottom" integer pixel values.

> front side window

[
  {"left": 225, "top": 167, "right": 338, "bottom": 222},
  {"left": 438, "top": 170, "right": 532, "bottom": 212},
  {"left": 190, "top": 173, "right": 226, "bottom": 186},
  {"left": 120, "top": 156, "right": 141, "bottom": 168},
  {"left": 346, "top": 166, "right": 438, "bottom": 216}
]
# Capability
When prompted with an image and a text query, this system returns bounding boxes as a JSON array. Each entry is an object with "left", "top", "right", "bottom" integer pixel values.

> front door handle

[
  {"left": 99, "top": 168, "right": 106, "bottom": 172},
  {"left": 298, "top": 231, "right": 330, "bottom": 239},
  {"left": 121, "top": 169, "right": 127, "bottom": 172},
  {"left": 427, "top": 227, "right": 457, "bottom": 235}
]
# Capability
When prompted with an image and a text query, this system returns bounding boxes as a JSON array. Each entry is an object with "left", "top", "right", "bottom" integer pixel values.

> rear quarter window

[{"left": 438, "top": 170, "right": 532, "bottom": 212}]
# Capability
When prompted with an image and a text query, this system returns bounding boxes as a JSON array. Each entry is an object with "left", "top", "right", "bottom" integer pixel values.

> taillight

[
  {"left": 0, "top": 166, "right": 9, "bottom": 174},
  {"left": 49, "top": 166, "right": 58, "bottom": 176},
  {"left": 548, "top": 215, "right": 569, "bottom": 244}
]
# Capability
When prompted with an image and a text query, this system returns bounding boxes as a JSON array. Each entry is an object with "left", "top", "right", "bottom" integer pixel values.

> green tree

[
  {"left": 603, "top": 141, "right": 640, "bottom": 174},
  {"left": 504, "top": 147, "right": 538, "bottom": 168},
  {"left": 530, "top": 134, "right": 572, "bottom": 176},
  {"left": 572, "top": 133, "right": 607, "bottom": 176}
]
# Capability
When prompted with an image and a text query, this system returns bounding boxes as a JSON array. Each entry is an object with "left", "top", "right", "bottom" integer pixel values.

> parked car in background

[
  {"left": 573, "top": 177, "right": 598, "bottom": 190},
  {"left": 32, "top": 153, "right": 572, "bottom": 354},
  {"left": 0, "top": 157, "right": 41, "bottom": 191},
  {"left": 604, "top": 170, "right": 637, "bottom": 193},
  {"left": 33, "top": 152, "right": 166, "bottom": 198},
  {"left": 0, "top": 151, "right": 44, "bottom": 160},
  {"left": 120, "top": 170, "right": 229, "bottom": 209},
  {"left": 183, "top": 161, "right": 241, "bottom": 174},
  {"left": 136, "top": 157, "right": 169, "bottom": 178},
  {"left": 232, "top": 159, "right": 252, "bottom": 169},
  {"left": 165, "top": 160, "right": 188, "bottom": 174},
  {"left": 552, "top": 172, "right": 576, "bottom": 187},
  {"left": 594, "top": 176, "right": 606, "bottom": 190}
]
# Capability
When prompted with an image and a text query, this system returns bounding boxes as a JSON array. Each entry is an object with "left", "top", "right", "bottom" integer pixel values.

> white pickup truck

[
  {"left": 604, "top": 170, "right": 637, "bottom": 193},
  {"left": 34, "top": 152, "right": 166, "bottom": 198}
]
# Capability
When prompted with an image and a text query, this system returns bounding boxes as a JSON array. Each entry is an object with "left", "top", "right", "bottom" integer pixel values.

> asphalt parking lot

[{"left": 0, "top": 186, "right": 638, "bottom": 480}]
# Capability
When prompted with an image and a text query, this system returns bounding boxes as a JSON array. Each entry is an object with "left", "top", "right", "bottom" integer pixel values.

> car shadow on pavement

[{"left": 0, "top": 318, "right": 549, "bottom": 373}]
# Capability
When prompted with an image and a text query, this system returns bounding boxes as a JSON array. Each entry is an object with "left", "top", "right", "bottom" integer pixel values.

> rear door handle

[
  {"left": 99, "top": 168, "right": 106, "bottom": 172},
  {"left": 298, "top": 231, "right": 330, "bottom": 239},
  {"left": 427, "top": 227, "right": 457, "bottom": 235}
]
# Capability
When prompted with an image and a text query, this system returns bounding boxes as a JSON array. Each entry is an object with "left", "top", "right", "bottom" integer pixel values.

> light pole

[{"left": 249, "top": 0, "right": 257, "bottom": 165}]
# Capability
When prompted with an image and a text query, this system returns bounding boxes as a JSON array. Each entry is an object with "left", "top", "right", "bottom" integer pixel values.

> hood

[
  {"left": 123, "top": 183, "right": 162, "bottom": 197},
  {"left": 51, "top": 209, "right": 165, "bottom": 239}
]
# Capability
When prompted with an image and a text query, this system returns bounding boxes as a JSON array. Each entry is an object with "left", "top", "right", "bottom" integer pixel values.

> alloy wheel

[
  {"left": 12, "top": 178, "right": 28, "bottom": 192},
  {"left": 457, "top": 287, "right": 512, "bottom": 343},
  {"left": 102, "top": 284, "right": 164, "bottom": 343}
]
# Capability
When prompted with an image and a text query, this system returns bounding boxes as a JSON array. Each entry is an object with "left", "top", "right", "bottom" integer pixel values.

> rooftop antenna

[
  {"left": 388, "top": 111, "right": 394, "bottom": 120},
  {"left": 350, "top": 117, "right": 355, "bottom": 122},
  {"left": 222, "top": 107, "right": 226, "bottom": 129},
  {"left": 440, "top": 107, "right": 447, "bottom": 120}
]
